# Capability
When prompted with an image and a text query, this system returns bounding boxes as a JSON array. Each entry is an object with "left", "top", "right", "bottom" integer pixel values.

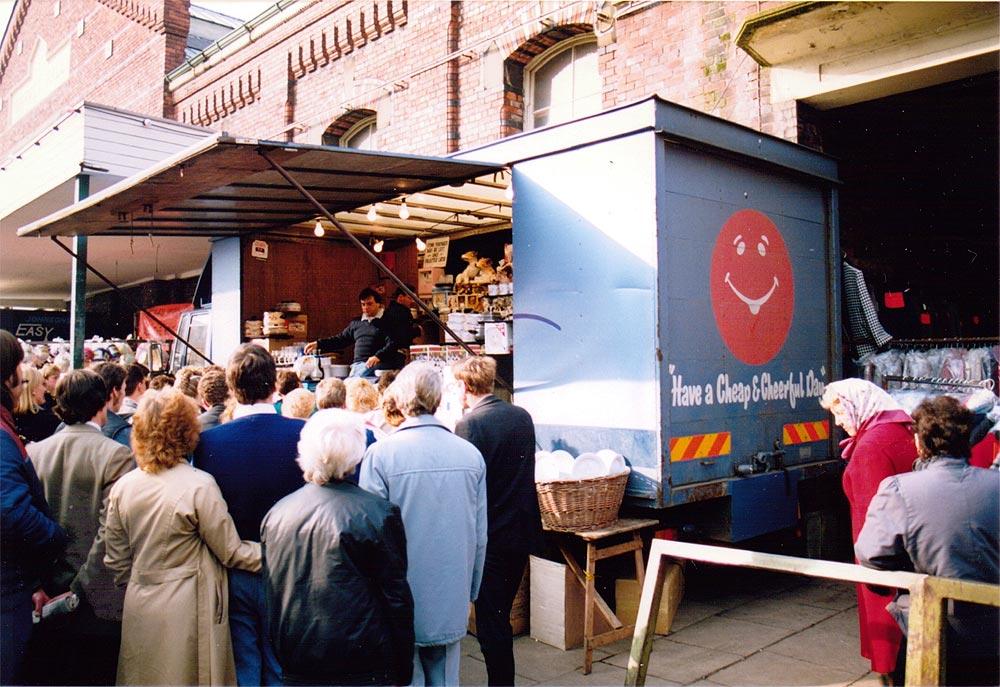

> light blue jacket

[{"left": 360, "top": 414, "right": 487, "bottom": 646}]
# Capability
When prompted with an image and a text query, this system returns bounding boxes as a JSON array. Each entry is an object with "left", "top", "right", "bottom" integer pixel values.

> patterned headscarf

[{"left": 821, "top": 378, "right": 911, "bottom": 460}]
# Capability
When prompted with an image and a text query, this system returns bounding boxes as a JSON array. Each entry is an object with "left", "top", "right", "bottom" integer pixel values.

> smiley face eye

[
  {"left": 757, "top": 242, "right": 766, "bottom": 256},
  {"left": 736, "top": 241, "right": 746, "bottom": 256}
]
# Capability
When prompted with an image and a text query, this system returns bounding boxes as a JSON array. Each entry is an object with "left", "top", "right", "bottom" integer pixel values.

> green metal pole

[{"left": 70, "top": 175, "right": 89, "bottom": 369}]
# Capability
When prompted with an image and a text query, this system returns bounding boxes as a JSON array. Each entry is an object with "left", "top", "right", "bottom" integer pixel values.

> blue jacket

[
  {"left": 360, "top": 414, "right": 487, "bottom": 646},
  {"left": 193, "top": 414, "right": 305, "bottom": 542},
  {"left": 1, "top": 423, "right": 66, "bottom": 606},
  {"left": 856, "top": 457, "right": 999, "bottom": 660},
  {"left": 102, "top": 410, "right": 131, "bottom": 449}
]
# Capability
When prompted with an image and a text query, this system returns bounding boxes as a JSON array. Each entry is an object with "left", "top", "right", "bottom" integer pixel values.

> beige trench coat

[{"left": 104, "top": 462, "right": 260, "bottom": 686}]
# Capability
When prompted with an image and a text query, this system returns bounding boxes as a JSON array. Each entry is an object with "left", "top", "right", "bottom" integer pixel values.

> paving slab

[
  {"left": 666, "top": 615, "right": 797, "bottom": 655},
  {"left": 813, "top": 608, "right": 861, "bottom": 638},
  {"left": 544, "top": 659, "right": 682, "bottom": 687},
  {"left": 458, "top": 655, "right": 538, "bottom": 686},
  {"left": 506, "top": 636, "right": 615, "bottom": 683},
  {"left": 670, "top": 600, "right": 725, "bottom": 632},
  {"left": 461, "top": 633, "right": 484, "bottom": 661},
  {"left": 847, "top": 671, "right": 884, "bottom": 687},
  {"left": 604, "top": 638, "right": 744, "bottom": 684},
  {"left": 709, "top": 650, "right": 864, "bottom": 686},
  {"left": 771, "top": 580, "right": 858, "bottom": 611},
  {"left": 719, "top": 597, "right": 840, "bottom": 631},
  {"left": 767, "top": 623, "right": 872, "bottom": 674}
]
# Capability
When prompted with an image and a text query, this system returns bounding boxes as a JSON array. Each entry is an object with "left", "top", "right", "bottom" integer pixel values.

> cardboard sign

[
  {"left": 709, "top": 209, "right": 794, "bottom": 366},
  {"left": 423, "top": 237, "right": 450, "bottom": 268}
]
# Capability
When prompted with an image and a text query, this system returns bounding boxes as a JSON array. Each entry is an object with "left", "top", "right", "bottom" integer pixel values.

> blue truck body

[{"left": 461, "top": 96, "right": 843, "bottom": 541}]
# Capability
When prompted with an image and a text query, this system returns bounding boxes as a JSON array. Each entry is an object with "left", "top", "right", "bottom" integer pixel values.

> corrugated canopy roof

[{"left": 16, "top": 134, "right": 510, "bottom": 240}]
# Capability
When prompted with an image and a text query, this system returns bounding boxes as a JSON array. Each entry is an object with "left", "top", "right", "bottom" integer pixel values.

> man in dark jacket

[
  {"left": 196, "top": 367, "right": 229, "bottom": 430},
  {"left": 194, "top": 344, "right": 305, "bottom": 686},
  {"left": 263, "top": 409, "right": 414, "bottom": 686},
  {"left": 452, "top": 356, "right": 541, "bottom": 686},
  {"left": 304, "top": 288, "right": 399, "bottom": 377}
]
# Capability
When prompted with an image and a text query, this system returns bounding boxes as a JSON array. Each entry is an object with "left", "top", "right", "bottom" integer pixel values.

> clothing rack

[
  {"left": 888, "top": 337, "right": 999, "bottom": 349},
  {"left": 881, "top": 375, "right": 996, "bottom": 392}
]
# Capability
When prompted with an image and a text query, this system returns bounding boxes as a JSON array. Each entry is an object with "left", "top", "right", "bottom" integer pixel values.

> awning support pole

[
  {"left": 260, "top": 150, "right": 512, "bottom": 393},
  {"left": 70, "top": 175, "right": 89, "bottom": 369},
  {"left": 49, "top": 237, "right": 214, "bottom": 367}
]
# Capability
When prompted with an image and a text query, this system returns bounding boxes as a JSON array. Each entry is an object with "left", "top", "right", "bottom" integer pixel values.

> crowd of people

[
  {"left": 2, "top": 325, "right": 998, "bottom": 687},
  {"left": 1, "top": 329, "right": 539, "bottom": 687}
]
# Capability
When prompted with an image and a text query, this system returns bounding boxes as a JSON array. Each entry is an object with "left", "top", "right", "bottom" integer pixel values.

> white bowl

[
  {"left": 535, "top": 459, "right": 561, "bottom": 483},
  {"left": 549, "top": 450, "right": 576, "bottom": 474},
  {"left": 596, "top": 449, "right": 627, "bottom": 475},
  {"left": 572, "top": 452, "right": 605, "bottom": 479}
]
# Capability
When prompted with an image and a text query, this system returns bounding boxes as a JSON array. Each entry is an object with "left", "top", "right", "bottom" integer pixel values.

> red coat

[{"left": 842, "top": 417, "right": 917, "bottom": 674}]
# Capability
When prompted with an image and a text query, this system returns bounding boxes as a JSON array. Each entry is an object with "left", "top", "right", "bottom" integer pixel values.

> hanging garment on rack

[{"left": 842, "top": 262, "right": 893, "bottom": 359}]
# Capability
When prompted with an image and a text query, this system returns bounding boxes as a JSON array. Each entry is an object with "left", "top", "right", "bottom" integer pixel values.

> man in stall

[{"left": 304, "top": 288, "right": 404, "bottom": 378}]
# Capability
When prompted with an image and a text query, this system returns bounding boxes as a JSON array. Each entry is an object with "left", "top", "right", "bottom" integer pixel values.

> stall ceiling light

[
  {"left": 373, "top": 239, "right": 384, "bottom": 253},
  {"left": 367, "top": 205, "right": 378, "bottom": 222},
  {"left": 415, "top": 237, "right": 426, "bottom": 251},
  {"left": 313, "top": 219, "right": 325, "bottom": 237}
]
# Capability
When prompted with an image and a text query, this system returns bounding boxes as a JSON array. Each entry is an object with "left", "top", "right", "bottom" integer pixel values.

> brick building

[{"left": 1, "top": 0, "right": 997, "bottom": 341}]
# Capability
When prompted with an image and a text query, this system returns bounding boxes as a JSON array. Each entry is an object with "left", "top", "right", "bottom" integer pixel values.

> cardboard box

[
  {"left": 529, "top": 555, "right": 612, "bottom": 650},
  {"left": 468, "top": 564, "right": 529, "bottom": 637},
  {"left": 614, "top": 562, "right": 684, "bottom": 635}
]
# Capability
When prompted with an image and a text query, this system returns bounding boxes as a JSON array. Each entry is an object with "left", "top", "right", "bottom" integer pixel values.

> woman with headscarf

[{"left": 820, "top": 379, "right": 916, "bottom": 682}]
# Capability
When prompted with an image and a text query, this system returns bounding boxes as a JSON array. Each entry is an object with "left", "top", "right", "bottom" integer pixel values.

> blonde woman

[
  {"left": 103, "top": 388, "right": 260, "bottom": 685},
  {"left": 280, "top": 387, "right": 315, "bottom": 419},
  {"left": 40, "top": 362, "right": 61, "bottom": 407},
  {"left": 13, "top": 364, "right": 59, "bottom": 444},
  {"left": 345, "top": 377, "right": 379, "bottom": 413}
]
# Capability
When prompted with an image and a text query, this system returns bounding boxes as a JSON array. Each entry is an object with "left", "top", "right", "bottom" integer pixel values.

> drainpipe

[{"left": 446, "top": 0, "right": 461, "bottom": 153}]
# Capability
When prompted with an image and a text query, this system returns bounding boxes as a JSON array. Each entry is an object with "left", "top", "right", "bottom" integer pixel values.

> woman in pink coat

[{"left": 821, "top": 379, "right": 916, "bottom": 681}]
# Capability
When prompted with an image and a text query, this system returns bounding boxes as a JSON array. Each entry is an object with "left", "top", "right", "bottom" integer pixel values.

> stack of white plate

[{"left": 534, "top": 448, "right": 629, "bottom": 482}]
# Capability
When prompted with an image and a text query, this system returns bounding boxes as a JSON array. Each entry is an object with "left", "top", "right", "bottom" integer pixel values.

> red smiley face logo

[{"left": 709, "top": 209, "right": 794, "bottom": 365}]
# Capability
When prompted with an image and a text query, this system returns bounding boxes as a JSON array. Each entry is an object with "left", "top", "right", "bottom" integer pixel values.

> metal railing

[{"left": 624, "top": 540, "right": 1000, "bottom": 687}]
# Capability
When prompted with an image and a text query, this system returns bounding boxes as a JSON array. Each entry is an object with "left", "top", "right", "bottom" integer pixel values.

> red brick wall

[
  {"left": 165, "top": 0, "right": 798, "bottom": 156},
  {"left": 0, "top": 0, "right": 189, "bottom": 159}
]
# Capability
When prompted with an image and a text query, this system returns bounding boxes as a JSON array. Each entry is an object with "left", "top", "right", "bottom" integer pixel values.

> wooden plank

[
  {"left": 590, "top": 624, "right": 638, "bottom": 647},
  {"left": 584, "top": 544, "right": 597, "bottom": 674},
  {"left": 905, "top": 578, "right": 944, "bottom": 687},
  {"left": 557, "top": 544, "right": 622, "bottom": 629},
  {"left": 593, "top": 540, "right": 643, "bottom": 561},
  {"left": 576, "top": 518, "right": 659, "bottom": 541},
  {"left": 625, "top": 551, "right": 668, "bottom": 687},
  {"left": 648, "top": 539, "right": 926, "bottom": 590}
]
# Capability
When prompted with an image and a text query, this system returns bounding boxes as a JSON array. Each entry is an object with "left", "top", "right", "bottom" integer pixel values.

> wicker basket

[{"left": 536, "top": 469, "right": 630, "bottom": 532}]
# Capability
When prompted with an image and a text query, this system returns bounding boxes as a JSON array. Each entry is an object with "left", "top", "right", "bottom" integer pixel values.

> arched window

[
  {"left": 525, "top": 36, "right": 600, "bottom": 130},
  {"left": 340, "top": 115, "right": 377, "bottom": 149},
  {"left": 322, "top": 109, "right": 377, "bottom": 148}
]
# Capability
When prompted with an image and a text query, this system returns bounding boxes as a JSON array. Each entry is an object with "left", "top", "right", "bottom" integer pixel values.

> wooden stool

[{"left": 546, "top": 518, "right": 659, "bottom": 674}]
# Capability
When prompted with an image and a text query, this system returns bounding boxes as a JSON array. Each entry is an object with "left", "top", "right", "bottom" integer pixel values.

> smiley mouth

[{"left": 724, "top": 273, "right": 779, "bottom": 315}]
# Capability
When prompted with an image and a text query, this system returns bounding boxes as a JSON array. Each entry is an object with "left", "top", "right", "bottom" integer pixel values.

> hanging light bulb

[
  {"left": 313, "top": 219, "right": 325, "bottom": 237},
  {"left": 398, "top": 197, "right": 410, "bottom": 220},
  {"left": 373, "top": 239, "right": 384, "bottom": 253},
  {"left": 415, "top": 237, "right": 426, "bottom": 251},
  {"left": 504, "top": 184, "right": 514, "bottom": 201},
  {"left": 367, "top": 205, "right": 378, "bottom": 222}
]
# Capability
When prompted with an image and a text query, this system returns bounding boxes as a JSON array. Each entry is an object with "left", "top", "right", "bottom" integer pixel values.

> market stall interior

[{"left": 16, "top": 134, "right": 516, "bottom": 384}]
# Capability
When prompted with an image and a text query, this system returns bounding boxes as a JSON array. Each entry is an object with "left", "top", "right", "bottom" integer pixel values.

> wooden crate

[
  {"left": 614, "top": 562, "right": 684, "bottom": 635},
  {"left": 468, "top": 564, "right": 529, "bottom": 637},
  {"left": 528, "top": 555, "right": 612, "bottom": 650}
]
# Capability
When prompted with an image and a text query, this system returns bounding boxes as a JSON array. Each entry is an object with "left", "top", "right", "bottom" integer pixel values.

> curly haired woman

[{"left": 103, "top": 388, "right": 260, "bottom": 685}]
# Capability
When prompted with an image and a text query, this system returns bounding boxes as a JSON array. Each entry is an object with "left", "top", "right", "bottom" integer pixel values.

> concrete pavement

[{"left": 459, "top": 567, "right": 884, "bottom": 686}]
